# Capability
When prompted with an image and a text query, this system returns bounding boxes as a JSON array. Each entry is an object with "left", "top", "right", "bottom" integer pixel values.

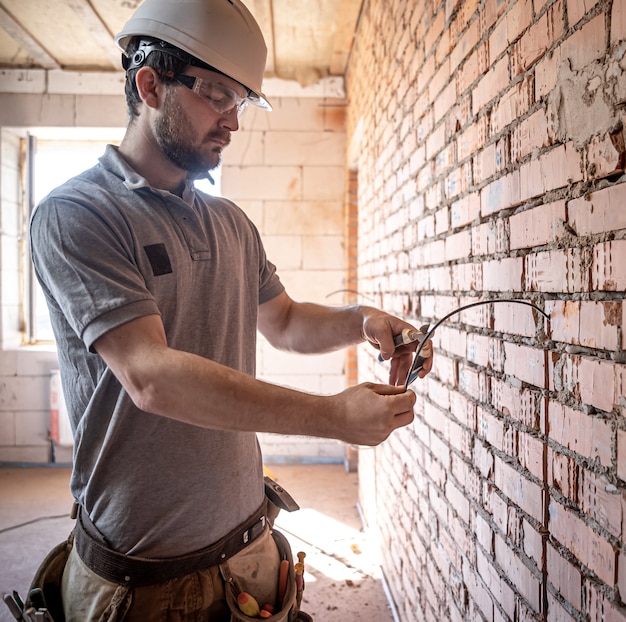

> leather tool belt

[{"left": 74, "top": 503, "right": 268, "bottom": 588}]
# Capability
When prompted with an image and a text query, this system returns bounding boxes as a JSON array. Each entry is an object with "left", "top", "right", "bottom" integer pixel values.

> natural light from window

[{"left": 28, "top": 130, "right": 221, "bottom": 343}]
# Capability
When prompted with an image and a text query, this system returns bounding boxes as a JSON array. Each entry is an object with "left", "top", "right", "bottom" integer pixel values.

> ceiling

[{"left": 0, "top": 0, "right": 363, "bottom": 86}]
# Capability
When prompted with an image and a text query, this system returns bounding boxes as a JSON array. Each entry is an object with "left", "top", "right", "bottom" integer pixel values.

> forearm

[
  {"left": 137, "top": 346, "right": 337, "bottom": 435},
  {"left": 266, "top": 301, "right": 369, "bottom": 354}
]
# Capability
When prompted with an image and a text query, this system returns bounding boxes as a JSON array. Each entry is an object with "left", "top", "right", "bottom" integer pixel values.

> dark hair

[{"left": 122, "top": 37, "right": 188, "bottom": 120}]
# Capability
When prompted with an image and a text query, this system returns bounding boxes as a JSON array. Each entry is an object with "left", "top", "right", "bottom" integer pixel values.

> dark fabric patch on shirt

[{"left": 144, "top": 243, "right": 173, "bottom": 276}]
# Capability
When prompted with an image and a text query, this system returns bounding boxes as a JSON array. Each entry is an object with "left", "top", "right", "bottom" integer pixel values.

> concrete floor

[{"left": 0, "top": 463, "right": 394, "bottom": 622}]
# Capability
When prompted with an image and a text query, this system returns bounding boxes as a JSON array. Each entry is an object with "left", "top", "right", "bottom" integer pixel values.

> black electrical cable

[
  {"left": 404, "top": 298, "right": 550, "bottom": 390},
  {"left": 0, "top": 514, "right": 70, "bottom": 535}
]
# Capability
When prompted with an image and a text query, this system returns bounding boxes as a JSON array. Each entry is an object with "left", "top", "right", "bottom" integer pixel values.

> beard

[{"left": 154, "top": 88, "right": 230, "bottom": 179}]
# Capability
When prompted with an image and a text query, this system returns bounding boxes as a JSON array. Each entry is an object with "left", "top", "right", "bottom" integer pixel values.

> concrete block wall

[
  {"left": 224, "top": 97, "right": 348, "bottom": 461},
  {"left": 0, "top": 81, "right": 348, "bottom": 464},
  {"left": 346, "top": 0, "right": 626, "bottom": 620}
]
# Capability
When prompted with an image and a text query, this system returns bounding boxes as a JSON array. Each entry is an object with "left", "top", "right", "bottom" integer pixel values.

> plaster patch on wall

[{"left": 547, "top": 45, "right": 626, "bottom": 149}]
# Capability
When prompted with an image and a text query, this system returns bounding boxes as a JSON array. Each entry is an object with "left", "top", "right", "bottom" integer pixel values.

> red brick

[
  {"left": 434, "top": 78, "right": 457, "bottom": 124},
  {"left": 480, "top": 0, "right": 507, "bottom": 37},
  {"left": 472, "top": 56, "right": 510, "bottom": 114},
  {"left": 561, "top": 13, "right": 606, "bottom": 71},
  {"left": 546, "top": 300, "right": 620, "bottom": 350},
  {"left": 549, "top": 499, "right": 616, "bottom": 585},
  {"left": 612, "top": 0, "right": 626, "bottom": 44},
  {"left": 549, "top": 446, "right": 579, "bottom": 501},
  {"left": 546, "top": 593, "right": 578, "bottom": 621},
  {"left": 511, "top": 108, "right": 553, "bottom": 162},
  {"left": 586, "top": 579, "right": 626, "bottom": 622},
  {"left": 618, "top": 550, "right": 626, "bottom": 605},
  {"left": 472, "top": 220, "right": 507, "bottom": 256},
  {"left": 495, "top": 455, "right": 544, "bottom": 522},
  {"left": 450, "top": 19, "right": 480, "bottom": 71},
  {"left": 581, "top": 358, "right": 619, "bottom": 412},
  {"left": 523, "top": 518, "right": 544, "bottom": 568},
  {"left": 593, "top": 240, "right": 626, "bottom": 291},
  {"left": 493, "top": 300, "right": 543, "bottom": 338},
  {"left": 569, "top": 182, "right": 626, "bottom": 235},
  {"left": 494, "top": 532, "right": 542, "bottom": 611},
  {"left": 491, "top": 78, "right": 534, "bottom": 135},
  {"left": 547, "top": 543, "right": 582, "bottom": 610},
  {"left": 584, "top": 132, "right": 626, "bottom": 181},
  {"left": 503, "top": 341, "right": 546, "bottom": 388},
  {"left": 483, "top": 257, "right": 524, "bottom": 291},
  {"left": 512, "top": 0, "right": 564, "bottom": 75},
  {"left": 457, "top": 121, "right": 481, "bottom": 162},
  {"left": 424, "top": 8, "right": 446, "bottom": 55},
  {"left": 518, "top": 431, "right": 544, "bottom": 479},
  {"left": 445, "top": 230, "right": 472, "bottom": 261},
  {"left": 459, "top": 363, "right": 489, "bottom": 401},
  {"left": 509, "top": 200, "right": 567, "bottom": 250},
  {"left": 525, "top": 248, "right": 588, "bottom": 293},
  {"left": 480, "top": 170, "right": 522, "bottom": 215},
  {"left": 492, "top": 377, "right": 544, "bottom": 429},
  {"left": 520, "top": 144, "right": 583, "bottom": 201},
  {"left": 579, "top": 469, "right": 622, "bottom": 538},
  {"left": 567, "top": 0, "right": 599, "bottom": 27},
  {"left": 451, "top": 193, "right": 481, "bottom": 227},
  {"left": 554, "top": 350, "right": 614, "bottom": 409},
  {"left": 462, "top": 562, "right": 495, "bottom": 620}
]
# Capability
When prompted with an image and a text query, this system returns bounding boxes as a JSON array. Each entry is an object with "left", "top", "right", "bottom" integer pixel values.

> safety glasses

[{"left": 174, "top": 73, "right": 249, "bottom": 118}]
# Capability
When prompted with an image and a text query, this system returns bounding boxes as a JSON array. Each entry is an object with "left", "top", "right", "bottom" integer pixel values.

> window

[{"left": 23, "top": 129, "right": 221, "bottom": 344}]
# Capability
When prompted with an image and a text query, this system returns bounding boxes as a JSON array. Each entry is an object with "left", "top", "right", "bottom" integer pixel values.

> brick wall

[{"left": 346, "top": 0, "right": 626, "bottom": 620}]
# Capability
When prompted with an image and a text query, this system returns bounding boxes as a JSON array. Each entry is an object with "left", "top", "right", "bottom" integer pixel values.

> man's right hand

[{"left": 330, "top": 383, "right": 417, "bottom": 446}]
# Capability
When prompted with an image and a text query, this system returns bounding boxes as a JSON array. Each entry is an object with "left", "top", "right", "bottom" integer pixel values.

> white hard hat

[{"left": 115, "top": 0, "right": 271, "bottom": 110}]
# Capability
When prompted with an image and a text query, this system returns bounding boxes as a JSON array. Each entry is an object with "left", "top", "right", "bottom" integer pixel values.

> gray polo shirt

[{"left": 30, "top": 145, "right": 284, "bottom": 557}]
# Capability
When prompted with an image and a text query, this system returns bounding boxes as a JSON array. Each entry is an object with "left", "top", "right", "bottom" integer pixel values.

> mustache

[{"left": 205, "top": 131, "right": 231, "bottom": 146}]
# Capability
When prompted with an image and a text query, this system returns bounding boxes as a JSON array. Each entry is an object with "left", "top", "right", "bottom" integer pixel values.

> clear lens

[{"left": 176, "top": 74, "right": 248, "bottom": 118}]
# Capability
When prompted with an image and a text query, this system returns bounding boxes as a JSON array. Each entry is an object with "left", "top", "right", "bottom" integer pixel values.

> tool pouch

[
  {"left": 221, "top": 528, "right": 299, "bottom": 622},
  {"left": 26, "top": 531, "right": 74, "bottom": 622}
]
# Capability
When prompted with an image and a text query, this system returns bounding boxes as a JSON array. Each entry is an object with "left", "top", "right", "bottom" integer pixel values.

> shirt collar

[{"left": 100, "top": 144, "right": 197, "bottom": 206}]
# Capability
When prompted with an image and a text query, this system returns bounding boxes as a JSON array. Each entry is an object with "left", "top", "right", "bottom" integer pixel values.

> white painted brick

[
  {"left": 302, "top": 166, "right": 345, "bottom": 200},
  {"left": 75, "top": 95, "right": 126, "bottom": 127},
  {"left": 48, "top": 70, "right": 125, "bottom": 95},
  {"left": 263, "top": 235, "right": 303, "bottom": 270},
  {"left": 222, "top": 165, "right": 302, "bottom": 201},
  {"left": 278, "top": 269, "right": 345, "bottom": 303},
  {"left": 15, "top": 410, "right": 49, "bottom": 446},
  {"left": 265, "top": 131, "right": 345, "bottom": 166},
  {"left": 16, "top": 349, "right": 58, "bottom": 377},
  {"left": 0, "top": 445, "right": 49, "bottom": 462},
  {"left": 0, "top": 69, "right": 46, "bottom": 93},
  {"left": 302, "top": 236, "right": 345, "bottom": 270},
  {"left": 245, "top": 98, "right": 329, "bottom": 132},
  {"left": 0, "top": 351, "right": 18, "bottom": 376},
  {"left": 235, "top": 200, "right": 265, "bottom": 230},
  {"left": 224, "top": 131, "right": 265, "bottom": 166},
  {"left": 258, "top": 433, "right": 344, "bottom": 460},
  {"left": 264, "top": 201, "right": 343, "bottom": 235},
  {"left": 0, "top": 376, "right": 49, "bottom": 410},
  {"left": 259, "top": 346, "right": 344, "bottom": 375},
  {"left": 0, "top": 94, "right": 68, "bottom": 127},
  {"left": 0, "top": 411, "right": 16, "bottom": 444}
]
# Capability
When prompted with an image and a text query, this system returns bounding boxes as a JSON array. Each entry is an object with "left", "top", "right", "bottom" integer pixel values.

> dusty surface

[
  {"left": 0, "top": 464, "right": 393, "bottom": 622},
  {"left": 270, "top": 464, "right": 394, "bottom": 621}
]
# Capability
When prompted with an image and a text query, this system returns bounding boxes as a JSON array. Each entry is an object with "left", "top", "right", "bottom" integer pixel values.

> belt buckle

[{"left": 242, "top": 516, "right": 266, "bottom": 544}]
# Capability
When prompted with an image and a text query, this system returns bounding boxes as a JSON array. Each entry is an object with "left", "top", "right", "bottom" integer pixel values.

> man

[{"left": 29, "top": 0, "right": 432, "bottom": 619}]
